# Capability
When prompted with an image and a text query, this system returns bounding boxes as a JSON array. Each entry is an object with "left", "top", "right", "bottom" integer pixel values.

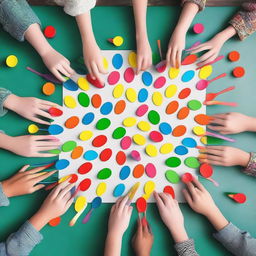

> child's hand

[
  {"left": 41, "top": 48, "right": 74, "bottom": 82},
  {"left": 154, "top": 191, "right": 188, "bottom": 243},
  {"left": 29, "top": 180, "right": 74, "bottom": 231},
  {"left": 132, "top": 218, "right": 153, "bottom": 256},
  {"left": 208, "top": 112, "right": 256, "bottom": 134},
  {"left": 4, "top": 94, "right": 61, "bottom": 125},
  {"left": 199, "top": 146, "right": 250, "bottom": 167},
  {"left": 166, "top": 30, "right": 185, "bottom": 68},
  {"left": 136, "top": 38, "right": 152, "bottom": 74},
  {"left": 107, "top": 196, "right": 133, "bottom": 237},
  {"left": 1, "top": 165, "right": 56, "bottom": 198}
]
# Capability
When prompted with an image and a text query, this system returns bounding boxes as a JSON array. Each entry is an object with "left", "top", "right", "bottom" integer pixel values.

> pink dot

[
  {"left": 193, "top": 23, "right": 204, "bottom": 34},
  {"left": 136, "top": 104, "right": 149, "bottom": 117},
  {"left": 124, "top": 67, "right": 135, "bottom": 83},
  {"left": 154, "top": 76, "right": 166, "bottom": 89},
  {"left": 108, "top": 71, "right": 120, "bottom": 85}
]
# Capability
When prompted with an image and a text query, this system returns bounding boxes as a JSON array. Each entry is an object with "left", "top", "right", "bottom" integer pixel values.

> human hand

[
  {"left": 41, "top": 47, "right": 74, "bottom": 82},
  {"left": 29, "top": 180, "right": 74, "bottom": 231},
  {"left": 132, "top": 218, "right": 153, "bottom": 256},
  {"left": 166, "top": 30, "right": 186, "bottom": 68},
  {"left": 198, "top": 146, "right": 250, "bottom": 167},
  {"left": 4, "top": 94, "right": 60, "bottom": 125},
  {"left": 1, "top": 165, "right": 56, "bottom": 198},
  {"left": 6, "top": 135, "right": 61, "bottom": 157},
  {"left": 154, "top": 191, "right": 188, "bottom": 243},
  {"left": 208, "top": 112, "right": 256, "bottom": 134},
  {"left": 136, "top": 37, "right": 152, "bottom": 74},
  {"left": 107, "top": 196, "right": 133, "bottom": 237}
]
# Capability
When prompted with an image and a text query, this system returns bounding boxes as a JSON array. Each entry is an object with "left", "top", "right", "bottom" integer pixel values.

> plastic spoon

[
  {"left": 204, "top": 101, "right": 237, "bottom": 107},
  {"left": 205, "top": 86, "right": 235, "bottom": 101},
  {"left": 196, "top": 55, "right": 224, "bottom": 70},
  {"left": 72, "top": 178, "right": 91, "bottom": 198},
  {"left": 136, "top": 197, "right": 147, "bottom": 219},
  {"left": 26, "top": 67, "right": 62, "bottom": 84},
  {"left": 126, "top": 182, "right": 140, "bottom": 205},
  {"left": 196, "top": 73, "right": 227, "bottom": 90},
  {"left": 200, "top": 163, "right": 219, "bottom": 187},
  {"left": 82, "top": 197, "right": 102, "bottom": 224},
  {"left": 69, "top": 196, "right": 87, "bottom": 226},
  {"left": 185, "top": 41, "right": 201, "bottom": 51}
]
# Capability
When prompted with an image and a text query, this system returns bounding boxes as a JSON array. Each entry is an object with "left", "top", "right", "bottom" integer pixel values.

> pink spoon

[
  {"left": 196, "top": 73, "right": 227, "bottom": 90},
  {"left": 206, "top": 86, "right": 235, "bottom": 101},
  {"left": 196, "top": 55, "right": 224, "bottom": 70},
  {"left": 204, "top": 101, "right": 237, "bottom": 107}
]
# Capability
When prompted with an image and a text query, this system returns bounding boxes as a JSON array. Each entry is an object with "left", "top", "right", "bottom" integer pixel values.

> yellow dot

[
  {"left": 77, "top": 77, "right": 89, "bottom": 91},
  {"left": 123, "top": 117, "right": 137, "bottom": 127},
  {"left": 193, "top": 126, "right": 205, "bottom": 136},
  {"left": 75, "top": 196, "right": 87, "bottom": 212},
  {"left": 165, "top": 85, "right": 177, "bottom": 98},
  {"left": 144, "top": 181, "right": 155, "bottom": 195},
  {"left": 169, "top": 67, "right": 180, "bottom": 79},
  {"left": 137, "top": 121, "right": 151, "bottom": 132},
  {"left": 96, "top": 182, "right": 107, "bottom": 196},
  {"left": 200, "top": 136, "right": 207, "bottom": 145},
  {"left": 64, "top": 96, "right": 77, "bottom": 108},
  {"left": 126, "top": 88, "right": 137, "bottom": 102},
  {"left": 28, "top": 124, "right": 39, "bottom": 134},
  {"left": 160, "top": 143, "right": 174, "bottom": 154},
  {"left": 128, "top": 51, "right": 137, "bottom": 68},
  {"left": 145, "top": 144, "right": 158, "bottom": 157},
  {"left": 103, "top": 57, "right": 108, "bottom": 70},
  {"left": 199, "top": 65, "right": 212, "bottom": 79},
  {"left": 113, "top": 84, "right": 124, "bottom": 98},
  {"left": 6, "top": 55, "right": 18, "bottom": 67},
  {"left": 152, "top": 92, "right": 163, "bottom": 106},
  {"left": 79, "top": 131, "right": 93, "bottom": 141},
  {"left": 133, "top": 134, "right": 146, "bottom": 146},
  {"left": 113, "top": 36, "right": 124, "bottom": 46},
  {"left": 59, "top": 175, "right": 71, "bottom": 184}
]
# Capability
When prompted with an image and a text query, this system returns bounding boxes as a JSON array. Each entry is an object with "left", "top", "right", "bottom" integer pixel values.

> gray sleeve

[
  {"left": 0, "top": 221, "right": 43, "bottom": 256},
  {"left": 174, "top": 239, "right": 199, "bottom": 256},
  {"left": 0, "top": 87, "right": 12, "bottom": 117},
  {"left": 213, "top": 222, "right": 256, "bottom": 256},
  {"left": 0, "top": 182, "right": 9, "bottom": 206},
  {"left": 0, "top": 0, "right": 41, "bottom": 41}
]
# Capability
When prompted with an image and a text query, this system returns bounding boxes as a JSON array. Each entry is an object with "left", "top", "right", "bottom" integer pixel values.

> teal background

[{"left": 0, "top": 6, "right": 256, "bottom": 256}]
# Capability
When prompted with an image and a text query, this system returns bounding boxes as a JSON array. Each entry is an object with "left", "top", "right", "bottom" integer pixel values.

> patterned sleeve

[
  {"left": 181, "top": 0, "right": 206, "bottom": 11},
  {"left": 174, "top": 239, "right": 199, "bottom": 256},
  {"left": 229, "top": 2, "right": 256, "bottom": 40},
  {"left": 0, "top": 87, "right": 12, "bottom": 117},
  {"left": 243, "top": 152, "right": 256, "bottom": 177}
]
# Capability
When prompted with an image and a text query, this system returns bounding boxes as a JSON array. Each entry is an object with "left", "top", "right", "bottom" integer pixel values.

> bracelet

[{"left": 243, "top": 152, "right": 256, "bottom": 177}]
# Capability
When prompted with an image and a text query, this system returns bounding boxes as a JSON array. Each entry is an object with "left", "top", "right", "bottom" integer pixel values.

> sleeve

[
  {"left": 0, "top": 87, "right": 12, "bottom": 117},
  {"left": 229, "top": 2, "right": 256, "bottom": 40},
  {"left": 213, "top": 222, "right": 256, "bottom": 256},
  {"left": 243, "top": 152, "right": 256, "bottom": 177},
  {"left": 0, "top": 221, "right": 43, "bottom": 256},
  {"left": 0, "top": 182, "right": 9, "bottom": 207},
  {"left": 174, "top": 239, "right": 199, "bottom": 256},
  {"left": 0, "top": 0, "right": 41, "bottom": 41},
  {"left": 54, "top": 0, "right": 96, "bottom": 17},
  {"left": 181, "top": 0, "right": 206, "bottom": 11}
]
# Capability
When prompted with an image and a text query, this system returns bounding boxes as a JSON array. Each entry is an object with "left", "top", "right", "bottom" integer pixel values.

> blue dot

[
  {"left": 92, "top": 197, "right": 102, "bottom": 208},
  {"left": 182, "top": 137, "right": 197, "bottom": 148},
  {"left": 48, "top": 124, "right": 64, "bottom": 135},
  {"left": 175, "top": 146, "right": 188, "bottom": 155},
  {"left": 113, "top": 183, "right": 126, "bottom": 197},
  {"left": 82, "top": 112, "right": 95, "bottom": 125},
  {"left": 63, "top": 79, "right": 78, "bottom": 91},
  {"left": 55, "top": 159, "right": 69, "bottom": 170},
  {"left": 138, "top": 88, "right": 148, "bottom": 103},
  {"left": 159, "top": 122, "right": 172, "bottom": 135},
  {"left": 142, "top": 71, "right": 153, "bottom": 86},
  {"left": 112, "top": 54, "right": 123, "bottom": 69},
  {"left": 100, "top": 102, "right": 113, "bottom": 115},
  {"left": 84, "top": 150, "right": 98, "bottom": 161},
  {"left": 182, "top": 70, "right": 195, "bottom": 82},
  {"left": 119, "top": 166, "right": 131, "bottom": 180}
]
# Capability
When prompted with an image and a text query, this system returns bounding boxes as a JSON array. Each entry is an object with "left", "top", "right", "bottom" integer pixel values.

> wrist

[
  {"left": 0, "top": 133, "right": 15, "bottom": 152},
  {"left": 217, "top": 26, "right": 236, "bottom": 42},
  {"left": 238, "top": 151, "right": 250, "bottom": 167},
  {"left": 205, "top": 206, "right": 229, "bottom": 231},
  {"left": 3, "top": 94, "right": 19, "bottom": 112},
  {"left": 168, "top": 225, "right": 188, "bottom": 243},
  {"left": 107, "top": 230, "right": 124, "bottom": 240},
  {"left": 1, "top": 180, "right": 13, "bottom": 198},
  {"left": 246, "top": 116, "right": 256, "bottom": 132},
  {"left": 29, "top": 211, "right": 49, "bottom": 231}
]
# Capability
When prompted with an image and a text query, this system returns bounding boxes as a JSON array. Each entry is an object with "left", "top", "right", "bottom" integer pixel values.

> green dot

[
  {"left": 97, "top": 168, "right": 112, "bottom": 179},
  {"left": 165, "top": 170, "right": 180, "bottom": 184},
  {"left": 48, "top": 149, "right": 61, "bottom": 154},
  {"left": 184, "top": 157, "right": 200, "bottom": 168},
  {"left": 187, "top": 100, "right": 202, "bottom": 111},
  {"left": 96, "top": 118, "right": 111, "bottom": 130},
  {"left": 112, "top": 127, "right": 126, "bottom": 139},
  {"left": 62, "top": 141, "right": 77, "bottom": 152},
  {"left": 165, "top": 157, "right": 181, "bottom": 167},
  {"left": 148, "top": 110, "right": 160, "bottom": 125},
  {"left": 207, "top": 136, "right": 224, "bottom": 145},
  {"left": 78, "top": 92, "right": 90, "bottom": 107},
  {"left": 152, "top": 52, "right": 161, "bottom": 65}
]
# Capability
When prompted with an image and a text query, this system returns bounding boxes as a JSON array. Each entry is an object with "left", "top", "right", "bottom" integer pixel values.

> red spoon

[
  {"left": 199, "top": 163, "right": 219, "bottom": 186},
  {"left": 196, "top": 73, "right": 227, "bottom": 90},
  {"left": 196, "top": 55, "right": 224, "bottom": 70},
  {"left": 72, "top": 178, "right": 91, "bottom": 198},
  {"left": 205, "top": 86, "right": 235, "bottom": 101},
  {"left": 136, "top": 197, "right": 147, "bottom": 219}
]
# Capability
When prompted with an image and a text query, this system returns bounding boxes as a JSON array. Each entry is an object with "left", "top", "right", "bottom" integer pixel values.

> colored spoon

[
  {"left": 136, "top": 197, "right": 147, "bottom": 219},
  {"left": 196, "top": 55, "right": 224, "bottom": 70},
  {"left": 126, "top": 182, "right": 140, "bottom": 205},
  {"left": 199, "top": 163, "right": 219, "bottom": 187},
  {"left": 205, "top": 86, "right": 235, "bottom": 101},
  {"left": 196, "top": 73, "right": 227, "bottom": 90},
  {"left": 82, "top": 197, "right": 102, "bottom": 224},
  {"left": 72, "top": 178, "right": 91, "bottom": 198},
  {"left": 26, "top": 67, "right": 62, "bottom": 84},
  {"left": 204, "top": 101, "right": 237, "bottom": 107},
  {"left": 28, "top": 124, "right": 64, "bottom": 135},
  {"left": 69, "top": 196, "right": 87, "bottom": 226}
]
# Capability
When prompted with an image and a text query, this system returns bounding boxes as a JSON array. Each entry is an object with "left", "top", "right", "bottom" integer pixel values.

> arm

[
  {"left": 132, "top": 0, "right": 152, "bottom": 74},
  {"left": 0, "top": 182, "right": 9, "bottom": 207},
  {"left": 0, "top": 88, "right": 12, "bottom": 117}
]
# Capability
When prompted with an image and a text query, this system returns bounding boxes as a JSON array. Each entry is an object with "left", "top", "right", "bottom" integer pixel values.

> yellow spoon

[{"left": 69, "top": 196, "right": 87, "bottom": 226}]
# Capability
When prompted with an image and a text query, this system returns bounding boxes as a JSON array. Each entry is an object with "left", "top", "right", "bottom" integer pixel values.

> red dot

[
  {"left": 233, "top": 67, "right": 245, "bottom": 78},
  {"left": 100, "top": 148, "right": 112, "bottom": 162},
  {"left": 78, "top": 162, "right": 93, "bottom": 175},
  {"left": 44, "top": 26, "right": 56, "bottom": 38}
]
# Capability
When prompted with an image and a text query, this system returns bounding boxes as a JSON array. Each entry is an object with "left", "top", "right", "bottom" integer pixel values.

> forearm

[
  {"left": 0, "top": 133, "right": 15, "bottom": 152},
  {"left": 104, "top": 232, "right": 122, "bottom": 256},
  {"left": 169, "top": 225, "right": 189, "bottom": 243},
  {"left": 29, "top": 211, "right": 49, "bottom": 231},
  {"left": 216, "top": 26, "right": 237, "bottom": 43}
]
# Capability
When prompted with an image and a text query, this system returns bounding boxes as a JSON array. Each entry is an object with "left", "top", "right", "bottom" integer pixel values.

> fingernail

[
  {"left": 198, "top": 154, "right": 207, "bottom": 159},
  {"left": 199, "top": 149, "right": 207, "bottom": 153}
]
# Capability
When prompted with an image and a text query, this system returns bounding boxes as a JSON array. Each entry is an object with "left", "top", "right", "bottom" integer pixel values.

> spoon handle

[
  {"left": 196, "top": 55, "right": 224, "bottom": 70},
  {"left": 205, "top": 101, "right": 237, "bottom": 107},
  {"left": 206, "top": 131, "right": 235, "bottom": 142},
  {"left": 216, "top": 86, "right": 235, "bottom": 96},
  {"left": 26, "top": 66, "right": 44, "bottom": 77},
  {"left": 69, "top": 207, "right": 86, "bottom": 226},
  {"left": 82, "top": 209, "right": 93, "bottom": 224},
  {"left": 208, "top": 177, "right": 219, "bottom": 187},
  {"left": 209, "top": 73, "right": 226, "bottom": 83}
]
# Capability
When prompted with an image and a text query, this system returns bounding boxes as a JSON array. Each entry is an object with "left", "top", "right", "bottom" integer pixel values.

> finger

[
  {"left": 34, "top": 135, "right": 60, "bottom": 141},
  {"left": 91, "top": 62, "right": 103, "bottom": 84},
  {"left": 153, "top": 191, "right": 165, "bottom": 209},
  {"left": 141, "top": 58, "right": 148, "bottom": 71},
  {"left": 63, "top": 62, "right": 75, "bottom": 76},
  {"left": 137, "top": 56, "right": 142, "bottom": 75},
  {"left": 31, "top": 170, "right": 57, "bottom": 183},
  {"left": 37, "top": 146, "right": 61, "bottom": 152},
  {"left": 209, "top": 118, "right": 226, "bottom": 126},
  {"left": 191, "top": 178, "right": 206, "bottom": 192},
  {"left": 171, "top": 48, "right": 177, "bottom": 68},
  {"left": 185, "top": 182, "right": 197, "bottom": 199},
  {"left": 206, "top": 160, "right": 223, "bottom": 166},
  {"left": 198, "top": 51, "right": 215, "bottom": 63},
  {"left": 32, "top": 117, "right": 51, "bottom": 125},
  {"left": 39, "top": 100, "right": 60, "bottom": 108},
  {"left": 137, "top": 217, "right": 143, "bottom": 234},
  {"left": 190, "top": 44, "right": 210, "bottom": 54},
  {"left": 27, "top": 165, "right": 53, "bottom": 174},
  {"left": 59, "top": 183, "right": 75, "bottom": 199},
  {"left": 182, "top": 188, "right": 193, "bottom": 205},
  {"left": 110, "top": 204, "right": 116, "bottom": 213},
  {"left": 51, "top": 179, "right": 71, "bottom": 198},
  {"left": 36, "top": 141, "right": 61, "bottom": 147},
  {"left": 97, "top": 60, "right": 108, "bottom": 75},
  {"left": 19, "top": 165, "right": 30, "bottom": 172},
  {"left": 36, "top": 110, "right": 53, "bottom": 120},
  {"left": 166, "top": 49, "right": 171, "bottom": 67},
  {"left": 205, "top": 146, "right": 224, "bottom": 151},
  {"left": 204, "top": 147, "right": 223, "bottom": 155},
  {"left": 207, "top": 125, "right": 225, "bottom": 132},
  {"left": 58, "top": 65, "right": 71, "bottom": 78},
  {"left": 33, "top": 152, "right": 59, "bottom": 157},
  {"left": 119, "top": 195, "right": 129, "bottom": 211},
  {"left": 176, "top": 50, "right": 182, "bottom": 68},
  {"left": 65, "top": 196, "right": 74, "bottom": 210},
  {"left": 115, "top": 196, "right": 123, "bottom": 208},
  {"left": 198, "top": 55, "right": 217, "bottom": 67},
  {"left": 158, "top": 192, "right": 171, "bottom": 205},
  {"left": 51, "top": 68, "right": 65, "bottom": 82},
  {"left": 142, "top": 218, "right": 149, "bottom": 233},
  {"left": 211, "top": 114, "right": 228, "bottom": 120},
  {"left": 32, "top": 184, "right": 45, "bottom": 192}
]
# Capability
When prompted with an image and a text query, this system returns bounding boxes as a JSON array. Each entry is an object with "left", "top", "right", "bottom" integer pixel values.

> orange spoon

[
  {"left": 205, "top": 86, "right": 235, "bottom": 101},
  {"left": 194, "top": 114, "right": 214, "bottom": 125}
]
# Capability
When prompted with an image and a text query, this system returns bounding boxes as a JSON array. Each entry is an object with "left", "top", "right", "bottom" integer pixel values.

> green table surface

[{"left": 1, "top": 5, "right": 256, "bottom": 256}]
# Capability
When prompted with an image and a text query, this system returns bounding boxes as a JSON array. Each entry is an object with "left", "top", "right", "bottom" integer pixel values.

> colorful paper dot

[
  {"left": 149, "top": 131, "right": 163, "bottom": 142},
  {"left": 185, "top": 157, "right": 200, "bottom": 168},
  {"left": 166, "top": 101, "right": 179, "bottom": 115},
  {"left": 62, "top": 141, "right": 77, "bottom": 152},
  {"left": 82, "top": 112, "right": 95, "bottom": 125},
  {"left": 114, "top": 100, "right": 126, "bottom": 114},
  {"left": 148, "top": 110, "right": 160, "bottom": 125},
  {"left": 145, "top": 163, "right": 156, "bottom": 178},
  {"left": 177, "top": 107, "right": 190, "bottom": 120},
  {"left": 165, "top": 85, "right": 177, "bottom": 98},
  {"left": 96, "top": 182, "right": 107, "bottom": 196},
  {"left": 65, "top": 116, "right": 79, "bottom": 129},
  {"left": 91, "top": 94, "right": 102, "bottom": 108},
  {"left": 165, "top": 157, "right": 181, "bottom": 167},
  {"left": 174, "top": 145, "right": 188, "bottom": 155},
  {"left": 112, "top": 53, "right": 123, "bottom": 69},
  {"left": 133, "top": 134, "right": 146, "bottom": 145},
  {"left": 138, "top": 88, "right": 149, "bottom": 103},
  {"left": 193, "top": 23, "right": 204, "bottom": 34},
  {"left": 64, "top": 95, "right": 77, "bottom": 108},
  {"left": 169, "top": 67, "right": 180, "bottom": 79},
  {"left": 49, "top": 107, "right": 63, "bottom": 117},
  {"left": 142, "top": 71, "right": 153, "bottom": 86},
  {"left": 42, "top": 82, "right": 55, "bottom": 96},
  {"left": 44, "top": 25, "right": 56, "bottom": 38},
  {"left": 78, "top": 92, "right": 90, "bottom": 107},
  {"left": 100, "top": 148, "right": 112, "bottom": 162},
  {"left": 165, "top": 170, "right": 180, "bottom": 184},
  {"left": 6, "top": 55, "right": 18, "bottom": 67},
  {"left": 131, "top": 150, "right": 141, "bottom": 161},
  {"left": 160, "top": 143, "right": 174, "bottom": 154},
  {"left": 154, "top": 76, "right": 166, "bottom": 89},
  {"left": 96, "top": 118, "right": 111, "bottom": 130},
  {"left": 124, "top": 67, "right": 135, "bottom": 83},
  {"left": 120, "top": 136, "right": 132, "bottom": 150},
  {"left": 181, "top": 70, "right": 195, "bottom": 82},
  {"left": 71, "top": 146, "right": 84, "bottom": 159},
  {"left": 128, "top": 52, "right": 137, "bottom": 68},
  {"left": 187, "top": 100, "right": 202, "bottom": 110},
  {"left": 116, "top": 151, "right": 126, "bottom": 165},
  {"left": 179, "top": 88, "right": 191, "bottom": 99},
  {"left": 199, "top": 65, "right": 212, "bottom": 79},
  {"left": 172, "top": 125, "right": 186, "bottom": 137},
  {"left": 108, "top": 71, "right": 120, "bottom": 85},
  {"left": 112, "top": 127, "right": 126, "bottom": 139},
  {"left": 182, "top": 138, "right": 197, "bottom": 148},
  {"left": 181, "top": 173, "right": 193, "bottom": 183},
  {"left": 100, "top": 102, "right": 113, "bottom": 115},
  {"left": 79, "top": 178, "right": 91, "bottom": 191},
  {"left": 163, "top": 185, "right": 175, "bottom": 198},
  {"left": 79, "top": 131, "right": 93, "bottom": 141},
  {"left": 92, "top": 135, "right": 107, "bottom": 147},
  {"left": 152, "top": 92, "right": 163, "bottom": 106},
  {"left": 145, "top": 144, "right": 158, "bottom": 157},
  {"left": 113, "top": 84, "right": 124, "bottom": 98},
  {"left": 63, "top": 79, "right": 78, "bottom": 91},
  {"left": 133, "top": 164, "right": 145, "bottom": 178},
  {"left": 55, "top": 159, "right": 69, "bottom": 170},
  {"left": 97, "top": 168, "right": 112, "bottom": 179},
  {"left": 113, "top": 183, "right": 125, "bottom": 197},
  {"left": 136, "top": 104, "right": 149, "bottom": 117},
  {"left": 123, "top": 117, "right": 137, "bottom": 127},
  {"left": 119, "top": 166, "right": 131, "bottom": 180},
  {"left": 48, "top": 124, "right": 64, "bottom": 135},
  {"left": 182, "top": 54, "right": 197, "bottom": 65},
  {"left": 78, "top": 162, "right": 93, "bottom": 174},
  {"left": 137, "top": 121, "right": 151, "bottom": 132},
  {"left": 126, "top": 88, "right": 137, "bottom": 102},
  {"left": 77, "top": 77, "right": 89, "bottom": 91},
  {"left": 159, "top": 122, "right": 172, "bottom": 135},
  {"left": 84, "top": 150, "right": 98, "bottom": 161}
]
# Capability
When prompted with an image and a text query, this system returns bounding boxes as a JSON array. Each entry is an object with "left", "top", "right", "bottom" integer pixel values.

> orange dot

[
  {"left": 177, "top": 107, "right": 190, "bottom": 120},
  {"left": 65, "top": 116, "right": 79, "bottom": 129},
  {"left": 172, "top": 125, "right": 187, "bottom": 137},
  {"left": 114, "top": 100, "right": 126, "bottom": 114},
  {"left": 91, "top": 94, "right": 102, "bottom": 108},
  {"left": 178, "top": 88, "right": 191, "bottom": 99},
  {"left": 48, "top": 216, "right": 61, "bottom": 227},
  {"left": 233, "top": 67, "right": 245, "bottom": 78},
  {"left": 133, "top": 164, "right": 145, "bottom": 178},
  {"left": 166, "top": 100, "right": 179, "bottom": 114},
  {"left": 228, "top": 51, "right": 240, "bottom": 62},
  {"left": 194, "top": 114, "right": 212, "bottom": 125},
  {"left": 42, "top": 82, "right": 55, "bottom": 96},
  {"left": 71, "top": 146, "right": 83, "bottom": 159}
]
